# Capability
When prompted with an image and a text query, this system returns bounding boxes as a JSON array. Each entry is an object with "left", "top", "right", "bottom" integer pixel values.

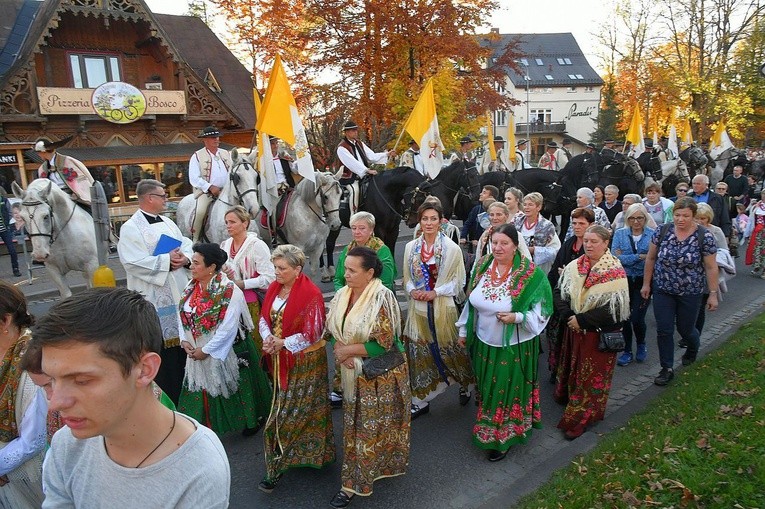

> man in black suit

[{"left": 688, "top": 174, "right": 731, "bottom": 237}]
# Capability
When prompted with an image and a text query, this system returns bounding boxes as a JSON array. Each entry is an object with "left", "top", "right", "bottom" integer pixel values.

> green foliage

[
  {"left": 517, "top": 313, "right": 765, "bottom": 509},
  {"left": 590, "top": 77, "right": 623, "bottom": 144}
]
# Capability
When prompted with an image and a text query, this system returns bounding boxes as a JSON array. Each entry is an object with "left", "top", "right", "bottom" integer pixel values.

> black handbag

[
  {"left": 362, "top": 349, "right": 405, "bottom": 379},
  {"left": 598, "top": 330, "right": 626, "bottom": 353}
]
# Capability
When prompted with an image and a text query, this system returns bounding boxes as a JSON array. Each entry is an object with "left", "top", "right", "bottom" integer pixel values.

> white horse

[
  {"left": 710, "top": 147, "right": 739, "bottom": 187},
  {"left": 12, "top": 179, "right": 99, "bottom": 298},
  {"left": 258, "top": 172, "right": 342, "bottom": 277},
  {"left": 176, "top": 149, "right": 260, "bottom": 244},
  {"left": 643, "top": 158, "right": 691, "bottom": 192}
]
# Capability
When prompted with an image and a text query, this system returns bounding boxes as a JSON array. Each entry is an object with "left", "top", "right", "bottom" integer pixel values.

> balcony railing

[{"left": 515, "top": 121, "right": 567, "bottom": 134}]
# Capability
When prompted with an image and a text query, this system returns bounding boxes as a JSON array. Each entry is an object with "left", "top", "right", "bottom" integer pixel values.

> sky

[{"left": 145, "top": 0, "right": 608, "bottom": 72}]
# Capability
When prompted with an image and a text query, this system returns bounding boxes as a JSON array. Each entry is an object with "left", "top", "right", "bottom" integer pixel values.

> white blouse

[{"left": 258, "top": 296, "right": 312, "bottom": 353}]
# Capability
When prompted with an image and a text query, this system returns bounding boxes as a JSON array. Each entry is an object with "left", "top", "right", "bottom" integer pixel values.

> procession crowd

[{"left": 0, "top": 124, "right": 764, "bottom": 509}]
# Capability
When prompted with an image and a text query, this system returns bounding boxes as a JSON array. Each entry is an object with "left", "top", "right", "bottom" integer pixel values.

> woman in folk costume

[
  {"left": 0, "top": 283, "right": 46, "bottom": 509},
  {"left": 220, "top": 206, "right": 276, "bottom": 352},
  {"left": 456, "top": 225, "right": 552, "bottom": 462},
  {"left": 513, "top": 192, "right": 561, "bottom": 275},
  {"left": 744, "top": 189, "right": 765, "bottom": 277},
  {"left": 474, "top": 202, "right": 531, "bottom": 268},
  {"left": 412, "top": 196, "right": 461, "bottom": 244},
  {"left": 177, "top": 243, "right": 271, "bottom": 435},
  {"left": 325, "top": 247, "right": 410, "bottom": 508},
  {"left": 258, "top": 245, "right": 334, "bottom": 493},
  {"left": 403, "top": 203, "right": 473, "bottom": 419},
  {"left": 553, "top": 225, "right": 630, "bottom": 439}
]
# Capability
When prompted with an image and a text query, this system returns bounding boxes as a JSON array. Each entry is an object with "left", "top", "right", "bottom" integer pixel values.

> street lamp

[{"left": 523, "top": 62, "right": 531, "bottom": 164}]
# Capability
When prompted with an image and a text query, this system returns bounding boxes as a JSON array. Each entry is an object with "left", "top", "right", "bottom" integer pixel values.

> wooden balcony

[{"left": 515, "top": 121, "right": 567, "bottom": 134}]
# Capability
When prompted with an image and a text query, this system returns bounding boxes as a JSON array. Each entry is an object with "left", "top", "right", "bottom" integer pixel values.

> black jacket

[{"left": 688, "top": 190, "right": 732, "bottom": 236}]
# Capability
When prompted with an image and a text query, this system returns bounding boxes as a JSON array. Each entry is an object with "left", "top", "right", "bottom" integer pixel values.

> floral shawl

[
  {"left": 179, "top": 272, "right": 233, "bottom": 339},
  {"left": 559, "top": 250, "right": 630, "bottom": 322},
  {"left": 0, "top": 331, "right": 30, "bottom": 442}
]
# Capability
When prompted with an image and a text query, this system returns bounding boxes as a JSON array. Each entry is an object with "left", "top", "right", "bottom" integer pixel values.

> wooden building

[{"left": 0, "top": 0, "right": 254, "bottom": 206}]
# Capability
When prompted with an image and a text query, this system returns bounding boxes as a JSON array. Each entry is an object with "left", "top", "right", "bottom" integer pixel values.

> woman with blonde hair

[{"left": 514, "top": 192, "right": 560, "bottom": 274}]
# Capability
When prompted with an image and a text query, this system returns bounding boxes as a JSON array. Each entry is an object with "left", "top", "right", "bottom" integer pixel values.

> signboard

[
  {"left": 0, "top": 153, "right": 18, "bottom": 166},
  {"left": 92, "top": 82, "right": 147, "bottom": 124},
  {"left": 37, "top": 87, "right": 187, "bottom": 115}
]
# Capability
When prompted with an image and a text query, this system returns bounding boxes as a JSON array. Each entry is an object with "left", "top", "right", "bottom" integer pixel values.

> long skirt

[
  {"left": 263, "top": 348, "right": 335, "bottom": 480},
  {"left": 554, "top": 329, "right": 617, "bottom": 434},
  {"left": 342, "top": 363, "right": 411, "bottom": 496},
  {"left": 178, "top": 333, "right": 272, "bottom": 435},
  {"left": 155, "top": 344, "right": 186, "bottom": 406},
  {"left": 246, "top": 301, "right": 265, "bottom": 352},
  {"left": 469, "top": 337, "right": 542, "bottom": 452},
  {"left": 745, "top": 224, "right": 765, "bottom": 268},
  {"left": 407, "top": 334, "right": 473, "bottom": 402}
]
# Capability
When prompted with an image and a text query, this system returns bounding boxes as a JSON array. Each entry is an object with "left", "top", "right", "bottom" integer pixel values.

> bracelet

[{"left": 709, "top": 290, "right": 718, "bottom": 294}]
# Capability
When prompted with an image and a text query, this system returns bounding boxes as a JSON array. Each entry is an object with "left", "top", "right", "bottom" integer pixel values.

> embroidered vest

[{"left": 194, "top": 147, "right": 233, "bottom": 183}]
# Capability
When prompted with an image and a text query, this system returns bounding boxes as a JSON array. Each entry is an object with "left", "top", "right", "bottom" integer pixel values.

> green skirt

[
  {"left": 263, "top": 348, "right": 335, "bottom": 479},
  {"left": 468, "top": 336, "right": 542, "bottom": 452},
  {"left": 178, "top": 333, "right": 272, "bottom": 435}
]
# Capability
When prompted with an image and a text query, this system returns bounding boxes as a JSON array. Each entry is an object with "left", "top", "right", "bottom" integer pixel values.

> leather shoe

[
  {"left": 682, "top": 353, "right": 697, "bottom": 366},
  {"left": 564, "top": 426, "right": 585, "bottom": 440},
  {"left": 258, "top": 474, "right": 281, "bottom": 493},
  {"left": 654, "top": 367, "right": 674, "bottom": 386},
  {"left": 13, "top": 269, "right": 22, "bottom": 277},
  {"left": 411, "top": 403, "right": 429, "bottom": 420},
  {"left": 459, "top": 387, "right": 472, "bottom": 406},
  {"left": 329, "top": 490, "right": 354, "bottom": 508},
  {"left": 487, "top": 449, "right": 507, "bottom": 462},
  {"left": 330, "top": 391, "right": 343, "bottom": 409},
  {"left": 678, "top": 339, "right": 688, "bottom": 349}
]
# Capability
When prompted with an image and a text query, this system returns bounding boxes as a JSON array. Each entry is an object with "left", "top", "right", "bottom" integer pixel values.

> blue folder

[{"left": 152, "top": 234, "right": 183, "bottom": 256}]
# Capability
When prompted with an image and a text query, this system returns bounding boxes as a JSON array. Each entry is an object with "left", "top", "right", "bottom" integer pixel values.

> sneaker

[
  {"left": 411, "top": 402, "right": 430, "bottom": 419},
  {"left": 654, "top": 367, "right": 674, "bottom": 386},
  {"left": 635, "top": 344, "right": 647, "bottom": 363},
  {"left": 13, "top": 268, "right": 22, "bottom": 277},
  {"left": 616, "top": 352, "right": 633, "bottom": 366},
  {"left": 330, "top": 391, "right": 343, "bottom": 409}
]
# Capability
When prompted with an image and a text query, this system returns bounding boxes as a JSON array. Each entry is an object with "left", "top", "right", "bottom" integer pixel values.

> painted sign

[
  {"left": 92, "top": 82, "right": 147, "bottom": 124},
  {"left": 564, "top": 103, "right": 597, "bottom": 121},
  {"left": 0, "top": 153, "right": 18, "bottom": 165},
  {"left": 37, "top": 87, "right": 187, "bottom": 115}
]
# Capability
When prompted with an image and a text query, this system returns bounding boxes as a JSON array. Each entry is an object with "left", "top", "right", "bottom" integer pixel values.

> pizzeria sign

[{"left": 37, "top": 85, "right": 187, "bottom": 117}]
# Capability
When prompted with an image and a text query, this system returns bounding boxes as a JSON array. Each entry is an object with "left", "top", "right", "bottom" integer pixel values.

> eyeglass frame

[
  {"left": 627, "top": 216, "right": 646, "bottom": 221},
  {"left": 148, "top": 193, "right": 169, "bottom": 199}
]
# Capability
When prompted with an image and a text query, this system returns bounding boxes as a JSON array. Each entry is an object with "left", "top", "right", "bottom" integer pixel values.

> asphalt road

[{"left": 23, "top": 231, "right": 765, "bottom": 509}]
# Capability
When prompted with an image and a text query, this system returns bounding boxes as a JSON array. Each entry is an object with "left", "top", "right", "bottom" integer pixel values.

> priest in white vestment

[{"left": 117, "top": 179, "right": 193, "bottom": 404}]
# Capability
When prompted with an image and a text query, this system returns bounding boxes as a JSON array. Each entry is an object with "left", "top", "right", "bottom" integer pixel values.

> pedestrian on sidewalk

[{"left": 0, "top": 194, "right": 21, "bottom": 277}]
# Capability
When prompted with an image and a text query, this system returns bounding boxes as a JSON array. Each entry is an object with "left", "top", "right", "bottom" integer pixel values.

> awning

[{"left": 24, "top": 142, "right": 237, "bottom": 166}]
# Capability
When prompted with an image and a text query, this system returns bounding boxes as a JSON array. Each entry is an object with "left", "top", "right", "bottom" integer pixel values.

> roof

[
  {"left": 480, "top": 32, "right": 604, "bottom": 88},
  {"left": 155, "top": 14, "right": 255, "bottom": 129},
  {"left": 0, "top": 0, "right": 42, "bottom": 78},
  {"left": 25, "top": 142, "right": 237, "bottom": 165}
]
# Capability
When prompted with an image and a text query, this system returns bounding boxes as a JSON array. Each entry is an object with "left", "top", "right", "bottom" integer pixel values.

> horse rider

[
  {"left": 600, "top": 138, "right": 622, "bottom": 164},
  {"left": 555, "top": 138, "right": 574, "bottom": 169},
  {"left": 337, "top": 120, "right": 395, "bottom": 181},
  {"left": 269, "top": 135, "right": 297, "bottom": 194},
  {"left": 188, "top": 125, "right": 233, "bottom": 242},
  {"left": 480, "top": 135, "right": 510, "bottom": 173},
  {"left": 399, "top": 139, "right": 426, "bottom": 176},
  {"left": 637, "top": 139, "right": 659, "bottom": 176},
  {"left": 514, "top": 138, "right": 528, "bottom": 171},
  {"left": 35, "top": 137, "right": 94, "bottom": 210},
  {"left": 448, "top": 135, "right": 477, "bottom": 167},
  {"left": 538, "top": 141, "right": 560, "bottom": 170},
  {"left": 657, "top": 135, "right": 674, "bottom": 161}
]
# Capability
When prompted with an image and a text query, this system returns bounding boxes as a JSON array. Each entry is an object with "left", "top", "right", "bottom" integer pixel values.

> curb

[{"left": 23, "top": 278, "right": 128, "bottom": 302}]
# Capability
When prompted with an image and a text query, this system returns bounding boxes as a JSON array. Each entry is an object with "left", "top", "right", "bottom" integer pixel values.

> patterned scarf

[
  {"left": 0, "top": 330, "right": 31, "bottom": 442},
  {"left": 179, "top": 272, "right": 233, "bottom": 341},
  {"left": 409, "top": 233, "right": 444, "bottom": 291},
  {"left": 559, "top": 250, "right": 630, "bottom": 322}
]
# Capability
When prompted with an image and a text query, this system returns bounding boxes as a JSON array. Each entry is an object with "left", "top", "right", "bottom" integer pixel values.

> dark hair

[
  {"left": 491, "top": 223, "right": 519, "bottom": 246},
  {"left": 483, "top": 185, "right": 499, "bottom": 199},
  {"left": 673, "top": 196, "right": 698, "bottom": 215},
  {"left": 570, "top": 207, "right": 595, "bottom": 222},
  {"left": 0, "top": 281, "right": 34, "bottom": 330},
  {"left": 594, "top": 185, "right": 605, "bottom": 198},
  {"left": 193, "top": 243, "right": 228, "bottom": 272},
  {"left": 347, "top": 246, "right": 383, "bottom": 278},
  {"left": 26, "top": 288, "right": 162, "bottom": 377},
  {"left": 416, "top": 202, "right": 444, "bottom": 222}
]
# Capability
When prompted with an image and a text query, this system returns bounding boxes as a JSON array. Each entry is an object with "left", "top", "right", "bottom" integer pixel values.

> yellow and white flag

[
  {"left": 486, "top": 112, "right": 497, "bottom": 162},
  {"left": 710, "top": 120, "right": 734, "bottom": 159},
  {"left": 253, "top": 90, "right": 278, "bottom": 213},
  {"left": 506, "top": 113, "right": 516, "bottom": 164},
  {"left": 402, "top": 78, "right": 444, "bottom": 179},
  {"left": 625, "top": 104, "right": 644, "bottom": 158},
  {"left": 680, "top": 118, "right": 694, "bottom": 146},
  {"left": 668, "top": 124, "right": 679, "bottom": 158},
  {"left": 257, "top": 55, "right": 315, "bottom": 182}
]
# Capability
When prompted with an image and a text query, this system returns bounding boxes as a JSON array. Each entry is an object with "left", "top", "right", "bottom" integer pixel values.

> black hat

[
  {"left": 546, "top": 141, "right": 558, "bottom": 149},
  {"left": 460, "top": 135, "right": 474, "bottom": 144},
  {"left": 585, "top": 143, "right": 596, "bottom": 149},
  {"left": 659, "top": 135, "right": 668, "bottom": 141},
  {"left": 268, "top": 135, "right": 279, "bottom": 142},
  {"left": 33, "top": 135, "right": 74, "bottom": 152},
  {"left": 644, "top": 139, "right": 654, "bottom": 148},
  {"left": 343, "top": 120, "right": 359, "bottom": 130},
  {"left": 516, "top": 138, "right": 528, "bottom": 147},
  {"left": 603, "top": 139, "right": 615, "bottom": 144},
  {"left": 408, "top": 139, "right": 417, "bottom": 145},
  {"left": 198, "top": 126, "right": 222, "bottom": 138},
  {"left": 493, "top": 135, "right": 505, "bottom": 143},
  {"left": 562, "top": 138, "right": 572, "bottom": 145}
]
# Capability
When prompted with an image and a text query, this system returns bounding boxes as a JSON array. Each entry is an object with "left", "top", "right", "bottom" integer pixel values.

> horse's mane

[{"left": 25, "top": 179, "right": 72, "bottom": 206}]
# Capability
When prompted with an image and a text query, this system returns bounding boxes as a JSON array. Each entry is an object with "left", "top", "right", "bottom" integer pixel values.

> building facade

[
  {"left": 0, "top": 0, "right": 254, "bottom": 207},
  {"left": 481, "top": 31, "right": 604, "bottom": 162}
]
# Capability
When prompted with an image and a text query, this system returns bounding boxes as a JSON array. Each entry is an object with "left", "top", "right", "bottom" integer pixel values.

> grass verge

[{"left": 517, "top": 312, "right": 765, "bottom": 509}]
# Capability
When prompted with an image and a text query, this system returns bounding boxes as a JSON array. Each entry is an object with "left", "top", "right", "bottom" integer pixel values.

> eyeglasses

[
  {"left": 627, "top": 216, "right": 646, "bottom": 221},
  {"left": 677, "top": 188, "right": 689, "bottom": 193},
  {"left": 148, "top": 193, "right": 168, "bottom": 199}
]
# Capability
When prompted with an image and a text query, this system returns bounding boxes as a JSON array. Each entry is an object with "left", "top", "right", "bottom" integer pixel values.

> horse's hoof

[{"left": 320, "top": 267, "right": 331, "bottom": 283}]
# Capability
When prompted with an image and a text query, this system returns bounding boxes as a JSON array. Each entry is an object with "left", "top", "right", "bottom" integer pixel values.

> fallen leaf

[
  {"left": 680, "top": 487, "right": 698, "bottom": 507},
  {"left": 696, "top": 437, "right": 711, "bottom": 450},
  {"left": 621, "top": 490, "right": 640, "bottom": 507}
]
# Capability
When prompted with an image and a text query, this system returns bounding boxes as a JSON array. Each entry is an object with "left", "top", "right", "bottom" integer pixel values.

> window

[
  {"left": 584, "top": 86, "right": 595, "bottom": 92},
  {"left": 564, "top": 58, "right": 572, "bottom": 64},
  {"left": 567, "top": 86, "right": 577, "bottom": 93},
  {"left": 531, "top": 109, "right": 552, "bottom": 124},
  {"left": 535, "top": 58, "right": 544, "bottom": 65},
  {"left": 519, "top": 58, "right": 529, "bottom": 66},
  {"left": 533, "top": 137, "right": 553, "bottom": 160},
  {"left": 495, "top": 110, "right": 507, "bottom": 127},
  {"left": 545, "top": 75, "right": 554, "bottom": 80},
  {"left": 69, "top": 53, "right": 121, "bottom": 88},
  {"left": 568, "top": 74, "right": 577, "bottom": 79},
  {"left": 494, "top": 81, "right": 506, "bottom": 94},
  {"left": 557, "top": 58, "right": 565, "bottom": 65},
  {"left": 575, "top": 74, "right": 584, "bottom": 79}
]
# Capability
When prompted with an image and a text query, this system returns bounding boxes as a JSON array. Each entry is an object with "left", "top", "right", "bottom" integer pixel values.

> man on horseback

[
  {"left": 538, "top": 141, "right": 560, "bottom": 170},
  {"left": 657, "top": 136, "right": 674, "bottom": 161},
  {"left": 188, "top": 126, "right": 233, "bottom": 242},
  {"left": 480, "top": 135, "right": 510, "bottom": 173},
  {"left": 269, "top": 136, "right": 297, "bottom": 194},
  {"left": 35, "top": 137, "right": 94, "bottom": 208},
  {"left": 399, "top": 140, "right": 426, "bottom": 176},
  {"left": 637, "top": 139, "right": 661, "bottom": 178},
  {"left": 554, "top": 138, "right": 574, "bottom": 169},
  {"left": 449, "top": 135, "right": 477, "bottom": 167},
  {"left": 514, "top": 139, "right": 528, "bottom": 171},
  {"left": 337, "top": 120, "right": 395, "bottom": 179}
]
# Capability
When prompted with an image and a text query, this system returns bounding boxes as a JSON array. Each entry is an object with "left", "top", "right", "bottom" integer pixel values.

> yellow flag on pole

[
  {"left": 257, "top": 55, "right": 315, "bottom": 182},
  {"left": 506, "top": 113, "right": 516, "bottom": 163},
  {"left": 486, "top": 112, "right": 497, "bottom": 162},
  {"left": 402, "top": 78, "right": 444, "bottom": 179},
  {"left": 710, "top": 119, "right": 733, "bottom": 158},
  {"left": 680, "top": 118, "right": 694, "bottom": 145},
  {"left": 253, "top": 90, "right": 278, "bottom": 212},
  {"left": 625, "top": 104, "right": 644, "bottom": 157}
]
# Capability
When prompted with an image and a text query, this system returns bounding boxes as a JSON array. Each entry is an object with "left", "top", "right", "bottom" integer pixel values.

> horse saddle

[
  {"left": 338, "top": 176, "right": 370, "bottom": 227},
  {"left": 259, "top": 190, "right": 293, "bottom": 232}
]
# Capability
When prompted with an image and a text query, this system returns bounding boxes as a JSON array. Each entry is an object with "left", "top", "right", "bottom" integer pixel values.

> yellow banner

[{"left": 37, "top": 87, "right": 186, "bottom": 115}]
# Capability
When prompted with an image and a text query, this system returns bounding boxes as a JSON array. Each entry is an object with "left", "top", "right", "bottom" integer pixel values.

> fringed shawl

[
  {"left": 0, "top": 331, "right": 30, "bottom": 442},
  {"left": 559, "top": 251, "right": 630, "bottom": 323},
  {"left": 465, "top": 252, "right": 553, "bottom": 348},
  {"left": 403, "top": 233, "right": 465, "bottom": 347},
  {"left": 326, "top": 278, "right": 401, "bottom": 402}
]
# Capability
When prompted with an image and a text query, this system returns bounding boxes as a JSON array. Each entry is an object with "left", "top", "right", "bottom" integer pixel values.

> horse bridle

[
  {"left": 21, "top": 197, "right": 77, "bottom": 246},
  {"left": 310, "top": 177, "right": 341, "bottom": 224},
  {"left": 218, "top": 160, "right": 258, "bottom": 207},
  {"left": 401, "top": 184, "right": 430, "bottom": 223}
]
